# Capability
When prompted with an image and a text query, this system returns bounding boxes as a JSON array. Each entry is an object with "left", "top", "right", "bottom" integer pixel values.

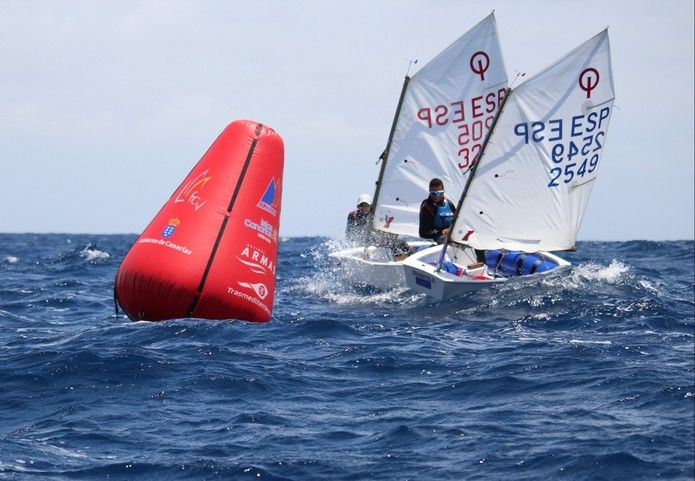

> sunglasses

[
  {"left": 429, "top": 190, "right": 445, "bottom": 197},
  {"left": 357, "top": 202, "right": 370, "bottom": 208}
]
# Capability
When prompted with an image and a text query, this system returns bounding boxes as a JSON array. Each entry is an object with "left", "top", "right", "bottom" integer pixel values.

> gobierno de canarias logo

[{"left": 161, "top": 217, "right": 181, "bottom": 238}]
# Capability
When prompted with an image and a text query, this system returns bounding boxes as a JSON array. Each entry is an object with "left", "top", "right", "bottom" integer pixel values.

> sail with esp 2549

[
  {"left": 402, "top": 29, "right": 615, "bottom": 300},
  {"left": 451, "top": 29, "right": 615, "bottom": 252}
]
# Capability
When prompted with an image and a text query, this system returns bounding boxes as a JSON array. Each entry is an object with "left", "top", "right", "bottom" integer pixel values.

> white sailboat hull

[
  {"left": 401, "top": 244, "right": 570, "bottom": 301},
  {"left": 329, "top": 241, "right": 435, "bottom": 290}
]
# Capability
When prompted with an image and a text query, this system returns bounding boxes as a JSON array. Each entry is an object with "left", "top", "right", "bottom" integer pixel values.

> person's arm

[{"left": 419, "top": 201, "right": 439, "bottom": 240}]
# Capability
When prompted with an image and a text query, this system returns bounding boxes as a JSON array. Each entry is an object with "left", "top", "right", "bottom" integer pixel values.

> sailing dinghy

[
  {"left": 403, "top": 29, "right": 615, "bottom": 301},
  {"left": 329, "top": 13, "right": 508, "bottom": 289}
]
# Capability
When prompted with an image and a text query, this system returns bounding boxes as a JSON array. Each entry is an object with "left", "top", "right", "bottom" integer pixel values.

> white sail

[
  {"left": 373, "top": 13, "right": 508, "bottom": 237},
  {"left": 452, "top": 30, "right": 615, "bottom": 251}
]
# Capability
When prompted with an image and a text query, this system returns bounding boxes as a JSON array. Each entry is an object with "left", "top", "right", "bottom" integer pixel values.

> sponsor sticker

[
  {"left": 161, "top": 217, "right": 181, "bottom": 238},
  {"left": 237, "top": 281, "right": 268, "bottom": 300},
  {"left": 237, "top": 244, "right": 276, "bottom": 275},
  {"left": 244, "top": 217, "right": 275, "bottom": 244},
  {"left": 174, "top": 169, "right": 212, "bottom": 211},
  {"left": 138, "top": 237, "right": 192, "bottom": 256},
  {"left": 257, "top": 178, "right": 279, "bottom": 216},
  {"left": 412, "top": 270, "right": 433, "bottom": 289}
]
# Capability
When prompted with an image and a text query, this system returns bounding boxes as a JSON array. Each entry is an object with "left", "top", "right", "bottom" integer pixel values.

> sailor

[
  {"left": 419, "top": 178, "right": 456, "bottom": 244},
  {"left": 345, "top": 193, "right": 372, "bottom": 243}
]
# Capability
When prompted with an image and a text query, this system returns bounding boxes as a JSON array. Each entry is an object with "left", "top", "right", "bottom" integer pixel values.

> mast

[
  {"left": 369, "top": 75, "right": 411, "bottom": 230},
  {"left": 436, "top": 87, "right": 512, "bottom": 269}
]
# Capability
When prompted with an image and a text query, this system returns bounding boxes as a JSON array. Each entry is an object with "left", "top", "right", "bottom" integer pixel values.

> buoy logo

[
  {"left": 237, "top": 244, "right": 276, "bottom": 275},
  {"left": 174, "top": 169, "right": 212, "bottom": 211},
  {"left": 238, "top": 281, "right": 268, "bottom": 300},
  {"left": 244, "top": 217, "right": 275, "bottom": 244},
  {"left": 257, "top": 178, "right": 278, "bottom": 217},
  {"left": 161, "top": 218, "right": 181, "bottom": 238}
]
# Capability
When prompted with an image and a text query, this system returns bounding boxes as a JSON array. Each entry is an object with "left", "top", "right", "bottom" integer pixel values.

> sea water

[{"left": 0, "top": 234, "right": 693, "bottom": 480}]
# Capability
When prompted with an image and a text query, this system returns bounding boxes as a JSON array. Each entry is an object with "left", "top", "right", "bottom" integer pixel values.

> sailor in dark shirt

[
  {"left": 345, "top": 194, "right": 372, "bottom": 243},
  {"left": 419, "top": 178, "right": 456, "bottom": 244}
]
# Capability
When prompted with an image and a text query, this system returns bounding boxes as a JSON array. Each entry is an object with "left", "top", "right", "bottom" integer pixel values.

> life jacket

[{"left": 433, "top": 201, "right": 454, "bottom": 229}]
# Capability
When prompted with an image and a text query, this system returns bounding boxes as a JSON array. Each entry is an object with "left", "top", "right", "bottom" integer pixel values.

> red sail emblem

[
  {"left": 579, "top": 68, "right": 600, "bottom": 99},
  {"left": 469, "top": 51, "right": 490, "bottom": 81}
]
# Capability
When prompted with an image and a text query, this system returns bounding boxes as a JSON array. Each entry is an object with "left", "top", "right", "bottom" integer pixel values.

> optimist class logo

[
  {"left": 470, "top": 51, "right": 490, "bottom": 81},
  {"left": 579, "top": 68, "right": 600, "bottom": 99},
  {"left": 161, "top": 217, "right": 181, "bottom": 238},
  {"left": 257, "top": 178, "right": 279, "bottom": 216}
]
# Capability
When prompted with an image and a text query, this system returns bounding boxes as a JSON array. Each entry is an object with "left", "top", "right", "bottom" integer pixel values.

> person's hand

[{"left": 441, "top": 228, "right": 450, "bottom": 236}]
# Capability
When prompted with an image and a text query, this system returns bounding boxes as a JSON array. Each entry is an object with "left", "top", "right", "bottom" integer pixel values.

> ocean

[{"left": 1, "top": 234, "right": 693, "bottom": 480}]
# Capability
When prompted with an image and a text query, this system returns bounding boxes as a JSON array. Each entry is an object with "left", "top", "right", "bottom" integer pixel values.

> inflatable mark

[{"left": 115, "top": 120, "right": 284, "bottom": 322}]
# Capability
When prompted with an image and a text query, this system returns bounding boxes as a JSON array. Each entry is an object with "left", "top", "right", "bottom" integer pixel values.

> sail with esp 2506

[{"left": 372, "top": 13, "right": 507, "bottom": 239}]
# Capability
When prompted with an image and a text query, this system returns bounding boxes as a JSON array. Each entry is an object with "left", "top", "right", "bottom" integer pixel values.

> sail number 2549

[{"left": 513, "top": 106, "right": 611, "bottom": 188}]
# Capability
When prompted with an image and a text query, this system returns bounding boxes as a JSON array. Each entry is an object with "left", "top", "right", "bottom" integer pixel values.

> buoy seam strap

[{"left": 187, "top": 126, "right": 263, "bottom": 316}]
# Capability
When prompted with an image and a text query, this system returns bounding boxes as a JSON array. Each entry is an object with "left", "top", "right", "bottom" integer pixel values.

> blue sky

[{"left": 1, "top": 0, "right": 693, "bottom": 240}]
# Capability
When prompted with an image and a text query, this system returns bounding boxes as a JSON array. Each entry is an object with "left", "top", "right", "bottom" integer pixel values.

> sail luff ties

[
  {"left": 435, "top": 87, "right": 513, "bottom": 272},
  {"left": 368, "top": 75, "right": 411, "bottom": 235}
]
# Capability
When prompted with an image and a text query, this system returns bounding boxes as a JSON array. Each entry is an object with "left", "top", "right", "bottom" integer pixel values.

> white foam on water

[
  {"left": 3, "top": 256, "right": 19, "bottom": 264},
  {"left": 540, "top": 259, "right": 631, "bottom": 291},
  {"left": 288, "top": 238, "right": 426, "bottom": 306},
  {"left": 79, "top": 246, "right": 110, "bottom": 261},
  {"left": 638, "top": 279, "right": 660, "bottom": 294},
  {"left": 39, "top": 442, "right": 88, "bottom": 459},
  {"left": 574, "top": 260, "right": 629, "bottom": 283},
  {"left": 297, "top": 274, "right": 413, "bottom": 306},
  {"left": 569, "top": 339, "right": 612, "bottom": 345}
]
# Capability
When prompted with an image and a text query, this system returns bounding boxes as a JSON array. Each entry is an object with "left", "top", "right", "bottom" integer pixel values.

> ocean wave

[{"left": 0, "top": 235, "right": 692, "bottom": 481}]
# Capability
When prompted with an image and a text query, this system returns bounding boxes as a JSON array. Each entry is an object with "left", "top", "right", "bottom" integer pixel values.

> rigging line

[
  {"left": 405, "top": 58, "right": 419, "bottom": 77},
  {"left": 367, "top": 75, "right": 411, "bottom": 241},
  {"left": 509, "top": 71, "right": 526, "bottom": 89},
  {"left": 435, "top": 87, "right": 513, "bottom": 272}
]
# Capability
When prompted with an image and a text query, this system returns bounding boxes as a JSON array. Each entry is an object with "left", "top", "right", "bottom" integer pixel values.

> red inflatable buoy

[{"left": 115, "top": 120, "right": 284, "bottom": 322}]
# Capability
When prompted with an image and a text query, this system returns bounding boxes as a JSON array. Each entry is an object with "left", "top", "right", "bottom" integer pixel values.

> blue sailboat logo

[{"left": 257, "top": 179, "right": 278, "bottom": 216}]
